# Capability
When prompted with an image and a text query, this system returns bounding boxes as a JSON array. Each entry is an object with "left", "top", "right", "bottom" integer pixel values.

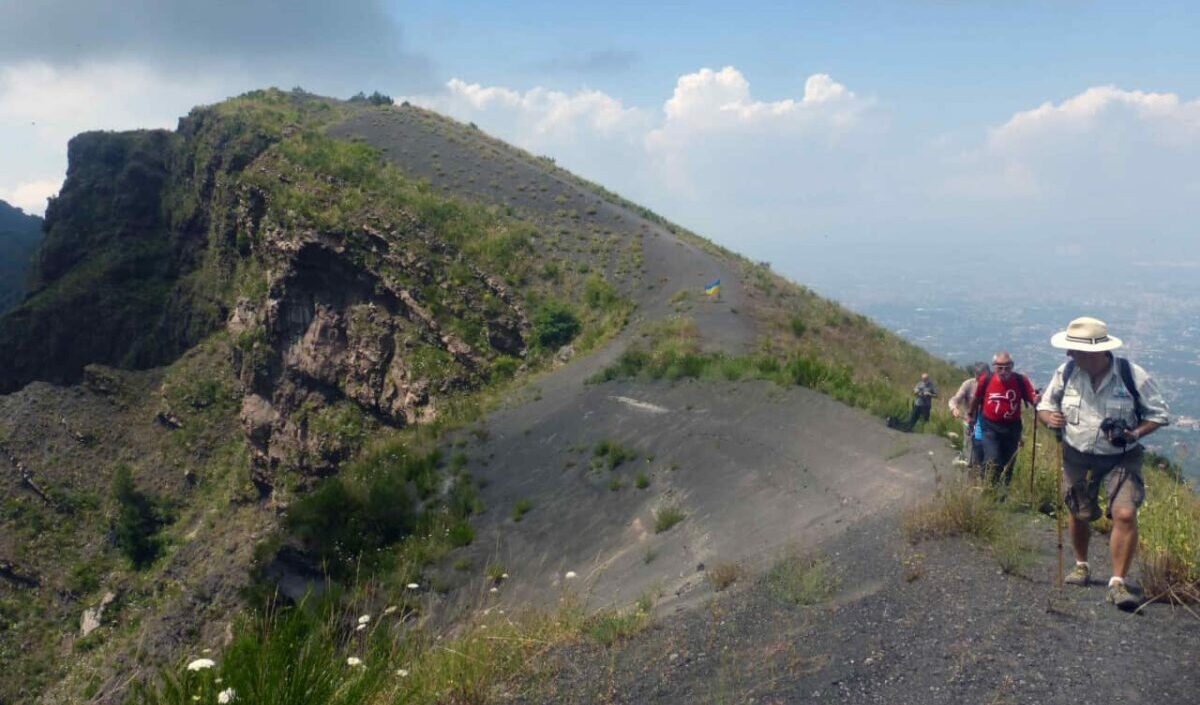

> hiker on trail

[
  {"left": 1036, "top": 317, "right": 1170, "bottom": 611},
  {"left": 967, "top": 352, "right": 1038, "bottom": 486},
  {"left": 950, "top": 362, "right": 989, "bottom": 468},
  {"left": 893, "top": 373, "right": 937, "bottom": 432}
]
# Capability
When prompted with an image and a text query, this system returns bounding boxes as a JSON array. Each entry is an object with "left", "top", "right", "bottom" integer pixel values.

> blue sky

[
  {"left": 2, "top": 1, "right": 1199, "bottom": 297},
  {"left": 397, "top": 1, "right": 1200, "bottom": 125}
]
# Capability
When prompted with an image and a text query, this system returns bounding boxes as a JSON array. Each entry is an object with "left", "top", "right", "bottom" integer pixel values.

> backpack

[{"left": 1057, "top": 356, "right": 1143, "bottom": 423}]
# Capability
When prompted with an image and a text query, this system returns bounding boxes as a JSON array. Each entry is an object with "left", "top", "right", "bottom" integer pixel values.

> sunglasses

[{"left": 994, "top": 363, "right": 1013, "bottom": 369}]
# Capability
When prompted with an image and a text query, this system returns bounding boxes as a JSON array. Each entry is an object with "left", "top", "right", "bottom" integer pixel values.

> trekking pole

[
  {"left": 1055, "top": 435, "right": 1064, "bottom": 590},
  {"left": 1028, "top": 412, "right": 1039, "bottom": 506},
  {"left": 1056, "top": 498, "right": 1065, "bottom": 590}
]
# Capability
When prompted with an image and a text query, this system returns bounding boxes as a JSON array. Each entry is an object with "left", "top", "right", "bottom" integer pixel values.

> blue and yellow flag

[{"left": 704, "top": 278, "right": 721, "bottom": 297}]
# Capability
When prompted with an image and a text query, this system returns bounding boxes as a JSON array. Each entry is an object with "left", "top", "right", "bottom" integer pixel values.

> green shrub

[
  {"left": 789, "top": 316, "right": 807, "bottom": 337},
  {"left": 284, "top": 451, "right": 446, "bottom": 576},
  {"left": 532, "top": 300, "right": 580, "bottom": 349},
  {"left": 111, "top": 466, "right": 168, "bottom": 569},
  {"left": 583, "top": 275, "right": 620, "bottom": 311},
  {"left": 447, "top": 520, "right": 475, "bottom": 548},
  {"left": 592, "top": 439, "right": 637, "bottom": 470}
]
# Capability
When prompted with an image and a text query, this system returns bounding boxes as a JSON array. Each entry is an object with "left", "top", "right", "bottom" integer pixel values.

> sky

[{"left": 2, "top": 1, "right": 1199, "bottom": 298}]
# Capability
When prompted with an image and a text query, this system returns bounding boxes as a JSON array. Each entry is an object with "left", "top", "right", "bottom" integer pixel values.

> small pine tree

[{"left": 111, "top": 466, "right": 163, "bottom": 569}]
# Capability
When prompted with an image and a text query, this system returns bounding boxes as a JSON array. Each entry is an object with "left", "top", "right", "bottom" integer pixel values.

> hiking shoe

[
  {"left": 1106, "top": 581, "right": 1140, "bottom": 611},
  {"left": 1064, "top": 563, "right": 1090, "bottom": 586}
]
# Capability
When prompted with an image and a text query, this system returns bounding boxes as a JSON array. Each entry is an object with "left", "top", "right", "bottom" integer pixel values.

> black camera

[{"left": 1100, "top": 417, "right": 1133, "bottom": 447}]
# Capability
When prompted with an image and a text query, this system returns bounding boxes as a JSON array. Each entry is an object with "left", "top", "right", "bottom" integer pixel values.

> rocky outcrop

[
  {"left": 0, "top": 199, "right": 43, "bottom": 315},
  {"left": 0, "top": 106, "right": 281, "bottom": 394},
  {"left": 230, "top": 218, "right": 527, "bottom": 492}
]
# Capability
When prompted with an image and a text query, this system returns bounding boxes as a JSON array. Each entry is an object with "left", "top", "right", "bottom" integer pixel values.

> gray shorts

[{"left": 1061, "top": 444, "right": 1144, "bottom": 521}]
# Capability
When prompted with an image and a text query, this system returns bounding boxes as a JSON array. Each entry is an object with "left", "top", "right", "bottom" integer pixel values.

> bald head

[{"left": 992, "top": 351, "right": 1014, "bottom": 379}]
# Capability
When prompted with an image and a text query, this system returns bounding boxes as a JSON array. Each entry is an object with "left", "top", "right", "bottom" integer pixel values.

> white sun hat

[{"left": 1050, "top": 316, "right": 1123, "bottom": 352}]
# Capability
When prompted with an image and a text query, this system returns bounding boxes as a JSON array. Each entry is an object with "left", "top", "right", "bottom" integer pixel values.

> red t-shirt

[{"left": 975, "top": 372, "right": 1037, "bottom": 424}]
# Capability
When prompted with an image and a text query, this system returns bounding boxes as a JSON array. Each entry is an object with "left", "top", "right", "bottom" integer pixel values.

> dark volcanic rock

[{"left": 0, "top": 198, "right": 43, "bottom": 314}]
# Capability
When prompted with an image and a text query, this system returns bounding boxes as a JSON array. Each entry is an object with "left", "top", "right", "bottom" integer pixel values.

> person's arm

[
  {"left": 949, "top": 379, "right": 972, "bottom": 416},
  {"left": 1129, "top": 366, "right": 1170, "bottom": 442},
  {"left": 966, "top": 378, "right": 983, "bottom": 424},
  {"left": 1036, "top": 367, "right": 1065, "bottom": 428},
  {"left": 1022, "top": 374, "right": 1040, "bottom": 406}
]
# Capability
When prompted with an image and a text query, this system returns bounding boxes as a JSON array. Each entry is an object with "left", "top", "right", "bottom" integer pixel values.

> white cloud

[
  {"left": 409, "top": 67, "right": 880, "bottom": 245},
  {"left": 0, "top": 179, "right": 60, "bottom": 216},
  {"left": 0, "top": 60, "right": 248, "bottom": 215},
  {"left": 991, "top": 86, "right": 1200, "bottom": 149},
  {"left": 0, "top": 61, "right": 236, "bottom": 152},
  {"left": 937, "top": 85, "right": 1200, "bottom": 234},
  {"left": 419, "top": 78, "right": 649, "bottom": 141},
  {"left": 645, "top": 67, "right": 873, "bottom": 201}
]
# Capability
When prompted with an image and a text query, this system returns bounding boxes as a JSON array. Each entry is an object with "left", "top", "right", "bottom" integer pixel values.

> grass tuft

[
  {"left": 654, "top": 504, "right": 686, "bottom": 533},
  {"left": 707, "top": 561, "right": 745, "bottom": 592},
  {"left": 767, "top": 550, "right": 838, "bottom": 606},
  {"left": 511, "top": 498, "right": 533, "bottom": 522}
]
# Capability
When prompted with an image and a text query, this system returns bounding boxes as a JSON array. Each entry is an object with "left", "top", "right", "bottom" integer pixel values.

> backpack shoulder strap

[
  {"left": 1116, "top": 357, "right": 1143, "bottom": 422},
  {"left": 1053, "top": 360, "right": 1076, "bottom": 405},
  {"left": 971, "top": 372, "right": 992, "bottom": 415}
]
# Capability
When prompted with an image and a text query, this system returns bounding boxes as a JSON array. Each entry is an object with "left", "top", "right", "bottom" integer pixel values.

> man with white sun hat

[{"left": 1037, "top": 316, "right": 1170, "bottom": 611}]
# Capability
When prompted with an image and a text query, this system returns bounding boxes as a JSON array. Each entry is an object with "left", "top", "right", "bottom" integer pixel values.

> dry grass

[
  {"left": 707, "top": 562, "right": 746, "bottom": 592},
  {"left": 902, "top": 479, "right": 1002, "bottom": 543}
]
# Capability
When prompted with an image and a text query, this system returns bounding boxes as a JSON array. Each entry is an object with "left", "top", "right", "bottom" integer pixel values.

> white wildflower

[
  {"left": 489, "top": 586, "right": 499, "bottom": 593},
  {"left": 356, "top": 624, "right": 367, "bottom": 632},
  {"left": 347, "top": 656, "right": 363, "bottom": 667},
  {"left": 396, "top": 668, "right": 410, "bottom": 677},
  {"left": 406, "top": 583, "right": 420, "bottom": 590},
  {"left": 357, "top": 614, "right": 371, "bottom": 625},
  {"left": 501, "top": 573, "right": 509, "bottom": 579},
  {"left": 217, "top": 688, "right": 237, "bottom": 704},
  {"left": 383, "top": 605, "right": 398, "bottom": 615},
  {"left": 186, "top": 658, "right": 216, "bottom": 671},
  {"left": 564, "top": 571, "right": 577, "bottom": 580},
  {"left": 928, "top": 451, "right": 935, "bottom": 456},
  {"left": 946, "top": 431, "right": 959, "bottom": 440}
]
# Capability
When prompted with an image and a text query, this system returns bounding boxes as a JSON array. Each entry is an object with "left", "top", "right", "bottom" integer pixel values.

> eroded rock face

[{"left": 233, "top": 227, "right": 527, "bottom": 493}]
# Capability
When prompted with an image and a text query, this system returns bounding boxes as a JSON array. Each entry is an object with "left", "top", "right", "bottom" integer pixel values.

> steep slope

[
  {"left": 0, "top": 199, "right": 42, "bottom": 314},
  {"left": 1, "top": 91, "right": 974, "bottom": 705}
]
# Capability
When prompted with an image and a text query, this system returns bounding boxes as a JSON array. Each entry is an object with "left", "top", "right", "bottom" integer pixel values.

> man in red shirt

[{"left": 967, "top": 351, "right": 1039, "bottom": 487}]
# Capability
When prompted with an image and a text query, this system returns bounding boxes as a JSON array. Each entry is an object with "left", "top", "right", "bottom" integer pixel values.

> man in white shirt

[{"left": 1037, "top": 317, "right": 1170, "bottom": 611}]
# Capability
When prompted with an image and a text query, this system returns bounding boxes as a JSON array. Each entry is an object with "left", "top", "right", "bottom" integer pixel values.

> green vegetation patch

[
  {"left": 767, "top": 550, "right": 839, "bottom": 607},
  {"left": 654, "top": 504, "right": 686, "bottom": 533}
]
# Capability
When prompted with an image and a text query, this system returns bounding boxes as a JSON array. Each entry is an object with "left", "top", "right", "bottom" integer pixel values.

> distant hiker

[
  {"left": 1037, "top": 317, "right": 1170, "bottom": 611},
  {"left": 890, "top": 373, "right": 938, "bottom": 432},
  {"left": 967, "top": 352, "right": 1038, "bottom": 486},
  {"left": 949, "top": 362, "right": 989, "bottom": 468}
]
